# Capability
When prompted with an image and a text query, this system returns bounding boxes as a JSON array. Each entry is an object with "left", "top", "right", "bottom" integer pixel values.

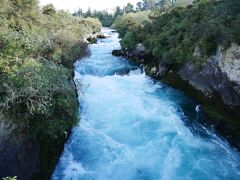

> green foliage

[
  {"left": 115, "top": 0, "right": 240, "bottom": 65},
  {"left": 121, "top": 32, "right": 137, "bottom": 50},
  {"left": 113, "top": 11, "right": 150, "bottom": 49},
  {"left": 2, "top": 177, "right": 17, "bottom": 180},
  {"left": 74, "top": 9, "right": 114, "bottom": 27},
  {"left": 124, "top": 3, "right": 134, "bottom": 13},
  {"left": 114, "top": 6, "right": 124, "bottom": 18},
  {"left": 42, "top": 4, "right": 56, "bottom": 15},
  {"left": 0, "top": 0, "right": 101, "bottom": 140}
]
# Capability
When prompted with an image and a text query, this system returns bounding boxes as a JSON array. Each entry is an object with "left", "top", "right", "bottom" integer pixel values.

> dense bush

[
  {"left": 0, "top": 0, "right": 102, "bottom": 140},
  {"left": 74, "top": 9, "right": 113, "bottom": 27},
  {"left": 113, "top": 11, "right": 149, "bottom": 50},
  {"left": 114, "top": 0, "right": 240, "bottom": 65}
]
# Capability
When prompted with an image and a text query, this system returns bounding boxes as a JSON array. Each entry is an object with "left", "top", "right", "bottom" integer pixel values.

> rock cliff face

[
  {"left": 83, "top": 32, "right": 109, "bottom": 44},
  {"left": 0, "top": 115, "right": 39, "bottom": 179},
  {"left": 0, "top": 114, "right": 67, "bottom": 180},
  {"left": 219, "top": 44, "right": 240, "bottom": 86},
  {"left": 112, "top": 43, "right": 146, "bottom": 63},
  {"left": 120, "top": 43, "right": 240, "bottom": 107},
  {"left": 179, "top": 45, "right": 240, "bottom": 106}
]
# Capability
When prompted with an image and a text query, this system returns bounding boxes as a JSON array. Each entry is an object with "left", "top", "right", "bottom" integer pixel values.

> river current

[{"left": 52, "top": 28, "right": 240, "bottom": 180}]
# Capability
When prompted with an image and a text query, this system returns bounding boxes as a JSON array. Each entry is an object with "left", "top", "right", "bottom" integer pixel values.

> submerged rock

[
  {"left": 86, "top": 36, "right": 97, "bottom": 44},
  {"left": 84, "top": 32, "right": 110, "bottom": 44},
  {"left": 112, "top": 43, "right": 147, "bottom": 63},
  {"left": 96, "top": 32, "right": 110, "bottom": 39},
  {"left": 112, "top": 49, "right": 124, "bottom": 56}
]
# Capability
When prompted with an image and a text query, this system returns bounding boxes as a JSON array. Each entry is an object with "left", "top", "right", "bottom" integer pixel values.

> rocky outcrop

[
  {"left": 112, "top": 43, "right": 147, "bottom": 63},
  {"left": 112, "top": 41, "right": 240, "bottom": 107},
  {"left": 84, "top": 32, "right": 110, "bottom": 44},
  {"left": 86, "top": 36, "right": 97, "bottom": 44},
  {"left": 0, "top": 110, "right": 72, "bottom": 180},
  {"left": 126, "top": 43, "right": 146, "bottom": 63},
  {"left": 0, "top": 115, "right": 39, "bottom": 180},
  {"left": 112, "top": 49, "right": 125, "bottom": 56},
  {"left": 112, "top": 35, "right": 240, "bottom": 149},
  {"left": 219, "top": 43, "right": 240, "bottom": 85},
  {"left": 97, "top": 32, "right": 110, "bottom": 39},
  {"left": 127, "top": 43, "right": 146, "bottom": 63},
  {"left": 179, "top": 45, "right": 240, "bottom": 106},
  {"left": 157, "top": 60, "right": 170, "bottom": 76}
]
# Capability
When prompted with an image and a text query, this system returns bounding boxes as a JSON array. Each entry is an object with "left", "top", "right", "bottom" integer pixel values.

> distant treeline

[{"left": 73, "top": 0, "right": 180, "bottom": 27}]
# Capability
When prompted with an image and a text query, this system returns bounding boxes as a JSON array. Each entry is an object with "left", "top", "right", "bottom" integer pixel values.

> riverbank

[
  {"left": 52, "top": 28, "right": 240, "bottom": 179},
  {"left": 0, "top": 1, "right": 102, "bottom": 178},
  {"left": 112, "top": 48, "right": 240, "bottom": 150},
  {"left": 32, "top": 31, "right": 108, "bottom": 179}
]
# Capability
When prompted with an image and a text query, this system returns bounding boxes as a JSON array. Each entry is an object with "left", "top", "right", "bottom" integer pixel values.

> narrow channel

[{"left": 52, "top": 28, "right": 240, "bottom": 180}]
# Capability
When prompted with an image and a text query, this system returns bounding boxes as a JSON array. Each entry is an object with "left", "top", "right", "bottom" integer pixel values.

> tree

[
  {"left": 114, "top": 6, "right": 123, "bottom": 18},
  {"left": 10, "top": 0, "right": 38, "bottom": 12},
  {"left": 9, "top": 0, "right": 38, "bottom": 20},
  {"left": 73, "top": 8, "right": 83, "bottom": 17},
  {"left": 124, "top": 3, "right": 134, "bottom": 13},
  {"left": 42, "top": 4, "right": 56, "bottom": 15},
  {"left": 136, "top": 2, "right": 143, "bottom": 11},
  {"left": 85, "top": 8, "right": 92, "bottom": 17},
  {"left": 142, "top": 0, "right": 156, "bottom": 10},
  {"left": 121, "top": 31, "right": 137, "bottom": 50}
]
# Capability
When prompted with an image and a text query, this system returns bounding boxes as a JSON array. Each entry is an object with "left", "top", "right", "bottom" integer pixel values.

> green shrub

[
  {"left": 2, "top": 176, "right": 17, "bottom": 180},
  {"left": 0, "top": 0, "right": 101, "bottom": 140},
  {"left": 114, "top": 0, "right": 240, "bottom": 65},
  {"left": 113, "top": 11, "right": 149, "bottom": 38},
  {"left": 42, "top": 4, "right": 56, "bottom": 16},
  {"left": 121, "top": 31, "right": 137, "bottom": 50}
]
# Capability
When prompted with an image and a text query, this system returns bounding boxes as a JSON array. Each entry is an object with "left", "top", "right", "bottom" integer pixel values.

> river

[{"left": 52, "top": 28, "right": 240, "bottom": 180}]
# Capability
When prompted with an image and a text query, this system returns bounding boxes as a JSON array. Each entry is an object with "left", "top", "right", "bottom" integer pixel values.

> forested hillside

[
  {"left": 0, "top": 0, "right": 101, "bottom": 179},
  {"left": 115, "top": 0, "right": 240, "bottom": 61}
]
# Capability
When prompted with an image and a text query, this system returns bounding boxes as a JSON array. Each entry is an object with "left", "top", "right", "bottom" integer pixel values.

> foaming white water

[{"left": 52, "top": 28, "right": 240, "bottom": 180}]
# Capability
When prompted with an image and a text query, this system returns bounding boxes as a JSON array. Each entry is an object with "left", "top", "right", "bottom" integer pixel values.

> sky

[{"left": 39, "top": 0, "right": 140, "bottom": 13}]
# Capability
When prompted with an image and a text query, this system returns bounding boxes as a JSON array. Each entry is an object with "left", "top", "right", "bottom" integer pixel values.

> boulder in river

[
  {"left": 126, "top": 43, "right": 146, "bottom": 62},
  {"left": 112, "top": 49, "right": 124, "bottom": 56},
  {"left": 97, "top": 32, "right": 110, "bottom": 39},
  {"left": 112, "top": 43, "right": 147, "bottom": 63},
  {"left": 86, "top": 36, "right": 97, "bottom": 44}
]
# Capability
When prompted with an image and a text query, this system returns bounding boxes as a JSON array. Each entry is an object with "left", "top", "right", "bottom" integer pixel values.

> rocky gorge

[
  {"left": 52, "top": 28, "right": 240, "bottom": 180},
  {"left": 112, "top": 42, "right": 240, "bottom": 149}
]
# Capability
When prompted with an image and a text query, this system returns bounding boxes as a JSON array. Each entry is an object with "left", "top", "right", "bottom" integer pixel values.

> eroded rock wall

[{"left": 178, "top": 44, "right": 240, "bottom": 106}]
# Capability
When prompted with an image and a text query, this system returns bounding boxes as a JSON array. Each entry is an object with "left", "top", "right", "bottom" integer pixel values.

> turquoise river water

[{"left": 52, "top": 28, "right": 240, "bottom": 180}]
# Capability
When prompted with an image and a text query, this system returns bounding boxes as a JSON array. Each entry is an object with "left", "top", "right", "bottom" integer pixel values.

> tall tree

[
  {"left": 142, "top": 0, "right": 156, "bottom": 10},
  {"left": 124, "top": 3, "right": 134, "bottom": 13},
  {"left": 74, "top": 8, "right": 83, "bottom": 17},
  {"left": 114, "top": 6, "right": 123, "bottom": 18},
  {"left": 136, "top": 2, "right": 143, "bottom": 11},
  {"left": 42, "top": 4, "right": 56, "bottom": 15},
  {"left": 85, "top": 8, "right": 92, "bottom": 17}
]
